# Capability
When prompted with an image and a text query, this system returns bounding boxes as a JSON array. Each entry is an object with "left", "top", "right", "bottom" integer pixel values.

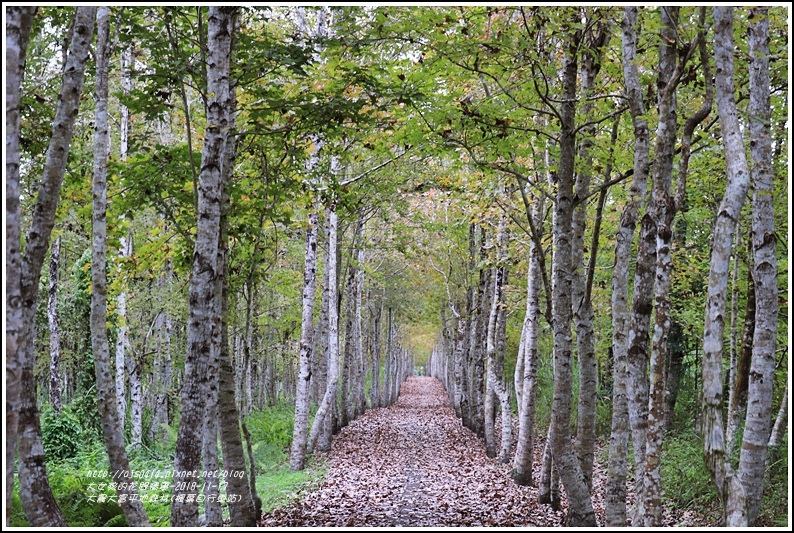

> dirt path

[{"left": 261, "top": 376, "right": 565, "bottom": 527}]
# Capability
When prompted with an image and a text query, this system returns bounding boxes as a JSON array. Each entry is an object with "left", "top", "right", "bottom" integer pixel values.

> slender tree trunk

[
  {"left": 216, "top": 51, "right": 258, "bottom": 524},
  {"left": 354, "top": 244, "right": 367, "bottom": 418},
  {"left": 309, "top": 207, "right": 340, "bottom": 452},
  {"left": 572, "top": 20, "right": 608, "bottom": 491},
  {"left": 48, "top": 236, "right": 62, "bottom": 414},
  {"left": 626, "top": 211, "right": 655, "bottom": 523},
  {"left": 485, "top": 221, "right": 511, "bottom": 464},
  {"left": 314, "top": 232, "right": 331, "bottom": 409},
  {"left": 115, "top": 234, "right": 131, "bottom": 427},
  {"left": 90, "top": 8, "right": 150, "bottom": 526},
  {"left": 370, "top": 294, "right": 383, "bottom": 409},
  {"left": 605, "top": 7, "right": 650, "bottom": 526},
  {"left": 5, "top": 7, "right": 37, "bottom": 522},
  {"left": 512, "top": 224, "right": 541, "bottom": 485},
  {"left": 549, "top": 21, "right": 596, "bottom": 526},
  {"left": 641, "top": 7, "right": 680, "bottom": 524},
  {"left": 383, "top": 307, "right": 394, "bottom": 407},
  {"left": 17, "top": 7, "right": 97, "bottom": 526},
  {"left": 290, "top": 211, "right": 318, "bottom": 470},
  {"left": 340, "top": 263, "right": 355, "bottom": 428},
  {"left": 728, "top": 255, "right": 755, "bottom": 452},
  {"left": 701, "top": 7, "right": 753, "bottom": 526},
  {"left": 767, "top": 383, "right": 787, "bottom": 449},
  {"left": 538, "top": 433, "right": 560, "bottom": 510},
  {"left": 171, "top": 8, "right": 234, "bottom": 526},
  {"left": 726, "top": 228, "right": 742, "bottom": 447},
  {"left": 218, "top": 279, "right": 258, "bottom": 526},
  {"left": 738, "top": 9, "right": 777, "bottom": 525}
]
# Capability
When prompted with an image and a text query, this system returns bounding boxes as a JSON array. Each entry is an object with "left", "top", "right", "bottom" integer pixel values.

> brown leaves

[
  {"left": 261, "top": 377, "right": 564, "bottom": 527},
  {"left": 260, "top": 377, "right": 712, "bottom": 527}
]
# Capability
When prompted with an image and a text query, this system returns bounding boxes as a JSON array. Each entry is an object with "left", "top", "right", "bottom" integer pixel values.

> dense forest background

[{"left": 5, "top": 5, "right": 789, "bottom": 528}]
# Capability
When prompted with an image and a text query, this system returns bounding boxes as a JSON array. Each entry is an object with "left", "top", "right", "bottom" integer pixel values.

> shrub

[{"left": 40, "top": 406, "right": 83, "bottom": 462}]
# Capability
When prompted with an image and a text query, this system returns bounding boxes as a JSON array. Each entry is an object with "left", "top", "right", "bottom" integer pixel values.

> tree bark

[
  {"left": 512, "top": 221, "right": 541, "bottom": 485},
  {"left": 606, "top": 7, "right": 651, "bottom": 526},
  {"left": 572, "top": 18, "right": 608, "bottom": 491},
  {"left": 701, "top": 7, "right": 753, "bottom": 526},
  {"left": 5, "top": 6, "right": 36, "bottom": 522},
  {"left": 641, "top": 7, "right": 683, "bottom": 524},
  {"left": 767, "top": 383, "right": 787, "bottom": 449},
  {"left": 90, "top": 8, "right": 150, "bottom": 526},
  {"left": 738, "top": 8, "right": 777, "bottom": 525},
  {"left": 115, "top": 234, "right": 131, "bottom": 427},
  {"left": 171, "top": 7, "right": 235, "bottom": 526},
  {"left": 549, "top": 22, "right": 596, "bottom": 526},
  {"left": 728, "top": 242, "right": 754, "bottom": 452},
  {"left": 48, "top": 236, "right": 62, "bottom": 414},
  {"left": 309, "top": 207, "right": 340, "bottom": 452},
  {"left": 17, "top": 6, "right": 96, "bottom": 526},
  {"left": 290, "top": 211, "right": 318, "bottom": 470}
]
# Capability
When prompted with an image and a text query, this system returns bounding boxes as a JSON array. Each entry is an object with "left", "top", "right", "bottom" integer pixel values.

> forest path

[{"left": 260, "top": 376, "right": 566, "bottom": 527}]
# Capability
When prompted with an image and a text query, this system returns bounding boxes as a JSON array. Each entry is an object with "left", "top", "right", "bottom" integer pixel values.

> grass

[{"left": 11, "top": 399, "right": 326, "bottom": 527}]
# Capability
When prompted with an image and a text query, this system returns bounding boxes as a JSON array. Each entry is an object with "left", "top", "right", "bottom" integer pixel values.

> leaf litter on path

[
  {"left": 260, "top": 376, "right": 713, "bottom": 527},
  {"left": 261, "top": 376, "right": 564, "bottom": 527}
]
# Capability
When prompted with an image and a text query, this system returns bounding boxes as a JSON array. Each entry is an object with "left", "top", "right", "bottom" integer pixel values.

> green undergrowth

[
  {"left": 12, "top": 400, "right": 326, "bottom": 527},
  {"left": 246, "top": 400, "right": 326, "bottom": 513}
]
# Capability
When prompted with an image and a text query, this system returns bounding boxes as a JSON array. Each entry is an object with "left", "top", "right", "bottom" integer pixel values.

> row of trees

[
  {"left": 425, "top": 5, "right": 787, "bottom": 527},
  {"left": 7, "top": 5, "right": 419, "bottom": 527},
  {"left": 6, "top": 4, "right": 787, "bottom": 528}
]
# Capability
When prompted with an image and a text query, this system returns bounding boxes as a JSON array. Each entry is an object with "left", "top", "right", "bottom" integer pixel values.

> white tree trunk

[
  {"left": 512, "top": 222, "right": 541, "bottom": 485},
  {"left": 115, "top": 235, "right": 131, "bottom": 428},
  {"left": 90, "top": 8, "right": 150, "bottom": 526},
  {"left": 701, "top": 7, "right": 753, "bottom": 526},
  {"left": 309, "top": 207, "right": 340, "bottom": 452},
  {"left": 767, "top": 383, "right": 787, "bottom": 449},
  {"left": 48, "top": 236, "right": 62, "bottom": 414},
  {"left": 171, "top": 7, "right": 234, "bottom": 526},
  {"left": 606, "top": 7, "right": 651, "bottom": 526},
  {"left": 17, "top": 6, "right": 96, "bottom": 526},
  {"left": 290, "top": 211, "right": 318, "bottom": 470},
  {"left": 5, "top": 6, "right": 37, "bottom": 523},
  {"left": 738, "top": 8, "right": 777, "bottom": 526}
]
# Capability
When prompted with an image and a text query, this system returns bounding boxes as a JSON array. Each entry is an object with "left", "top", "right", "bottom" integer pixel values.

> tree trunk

[
  {"left": 218, "top": 283, "right": 258, "bottom": 527},
  {"left": 171, "top": 7, "right": 234, "bottom": 526},
  {"left": 290, "top": 211, "right": 318, "bottom": 470},
  {"left": 17, "top": 6, "right": 96, "bottom": 526},
  {"left": 216, "top": 52, "right": 258, "bottom": 524},
  {"left": 512, "top": 222, "right": 541, "bottom": 486},
  {"left": 90, "top": 8, "right": 150, "bottom": 526},
  {"left": 340, "top": 262, "right": 355, "bottom": 428},
  {"left": 538, "top": 432, "right": 560, "bottom": 511},
  {"left": 354, "top": 244, "right": 367, "bottom": 418},
  {"left": 606, "top": 7, "right": 651, "bottom": 526},
  {"left": 115, "top": 234, "right": 131, "bottom": 427},
  {"left": 549, "top": 24, "right": 595, "bottom": 526},
  {"left": 201, "top": 400, "right": 222, "bottom": 527},
  {"left": 738, "top": 8, "right": 777, "bottom": 525},
  {"left": 48, "top": 236, "right": 62, "bottom": 414},
  {"left": 369, "top": 293, "right": 383, "bottom": 409},
  {"left": 701, "top": 7, "right": 753, "bottom": 526},
  {"left": 309, "top": 207, "right": 340, "bottom": 452},
  {"left": 641, "top": 7, "right": 681, "bottom": 524},
  {"left": 767, "top": 383, "right": 787, "bottom": 449},
  {"left": 572, "top": 19, "right": 608, "bottom": 491},
  {"left": 728, "top": 261, "right": 755, "bottom": 452},
  {"left": 5, "top": 6, "right": 36, "bottom": 522}
]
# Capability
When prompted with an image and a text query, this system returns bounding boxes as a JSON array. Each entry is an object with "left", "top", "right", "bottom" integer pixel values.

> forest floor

[{"left": 260, "top": 376, "right": 713, "bottom": 527}]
